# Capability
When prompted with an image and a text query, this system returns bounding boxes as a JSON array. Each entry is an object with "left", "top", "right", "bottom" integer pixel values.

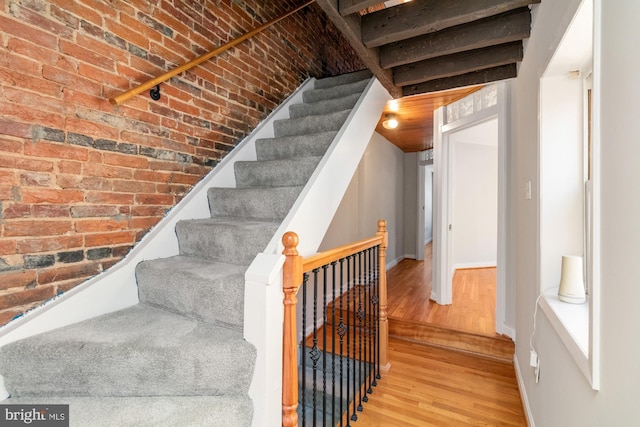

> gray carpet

[{"left": 0, "top": 69, "right": 373, "bottom": 426}]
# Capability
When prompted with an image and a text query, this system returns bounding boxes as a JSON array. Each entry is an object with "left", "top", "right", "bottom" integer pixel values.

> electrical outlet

[
  {"left": 529, "top": 350, "right": 538, "bottom": 368},
  {"left": 524, "top": 181, "right": 532, "bottom": 200}
]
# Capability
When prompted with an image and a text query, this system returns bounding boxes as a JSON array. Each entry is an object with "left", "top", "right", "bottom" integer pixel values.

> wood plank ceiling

[{"left": 315, "top": 0, "right": 539, "bottom": 152}]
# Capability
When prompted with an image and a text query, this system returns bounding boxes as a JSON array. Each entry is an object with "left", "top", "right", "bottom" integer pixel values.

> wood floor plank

[{"left": 352, "top": 338, "right": 526, "bottom": 426}]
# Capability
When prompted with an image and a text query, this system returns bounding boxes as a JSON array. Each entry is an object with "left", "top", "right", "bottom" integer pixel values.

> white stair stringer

[{"left": 244, "top": 77, "right": 390, "bottom": 427}]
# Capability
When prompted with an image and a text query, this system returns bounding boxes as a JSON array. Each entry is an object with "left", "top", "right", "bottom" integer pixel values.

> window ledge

[{"left": 539, "top": 291, "right": 590, "bottom": 380}]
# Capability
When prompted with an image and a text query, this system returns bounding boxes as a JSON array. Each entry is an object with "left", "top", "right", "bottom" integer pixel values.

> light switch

[{"left": 525, "top": 181, "right": 532, "bottom": 200}]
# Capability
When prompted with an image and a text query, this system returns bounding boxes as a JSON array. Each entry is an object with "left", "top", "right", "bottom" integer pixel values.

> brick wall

[{"left": 0, "top": 0, "right": 364, "bottom": 326}]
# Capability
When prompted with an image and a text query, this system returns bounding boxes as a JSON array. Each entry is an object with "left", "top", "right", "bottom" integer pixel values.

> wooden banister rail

[
  {"left": 109, "top": 0, "right": 316, "bottom": 106},
  {"left": 282, "top": 220, "right": 389, "bottom": 427}
]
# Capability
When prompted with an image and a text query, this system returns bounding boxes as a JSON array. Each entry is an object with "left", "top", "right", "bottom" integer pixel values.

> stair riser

[
  {"left": 273, "top": 110, "right": 351, "bottom": 138},
  {"left": 289, "top": 93, "right": 361, "bottom": 119},
  {"left": 176, "top": 220, "right": 278, "bottom": 265},
  {"left": 208, "top": 187, "right": 301, "bottom": 221},
  {"left": 234, "top": 157, "right": 321, "bottom": 188},
  {"left": 255, "top": 132, "right": 336, "bottom": 161},
  {"left": 312, "top": 70, "right": 373, "bottom": 90},
  {"left": 136, "top": 258, "right": 246, "bottom": 329},
  {"left": 303, "top": 79, "right": 370, "bottom": 103}
]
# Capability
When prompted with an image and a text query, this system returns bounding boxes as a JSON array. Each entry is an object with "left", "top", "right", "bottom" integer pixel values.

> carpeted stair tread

[
  {"left": 303, "top": 78, "right": 370, "bottom": 104},
  {"left": 312, "top": 69, "right": 373, "bottom": 90},
  {"left": 176, "top": 218, "right": 280, "bottom": 265},
  {"left": 5, "top": 395, "right": 253, "bottom": 427},
  {"left": 137, "top": 255, "right": 247, "bottom": 329},
  {"left": 255, "top": 131, "right": 337, "bottom": 161},
  {"left": 234, "top": 156, "right": 322, "bottom": 188},
  {"left": 0, "top": 304, "right": 255, "bottom": 398},
  {"left": 207, "top": 186, "right": 302, "bottom": 220},
  {"left": 289, "top": 92, "right": 361, "bottom": 119},
  {"left": 274, "top": 109, "right": 351, "bottom": 138}
]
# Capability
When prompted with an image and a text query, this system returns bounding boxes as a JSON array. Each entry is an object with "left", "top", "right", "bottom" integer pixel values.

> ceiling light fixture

[{"left": 382, "top": 113, "right": 399, "bottom": 130}]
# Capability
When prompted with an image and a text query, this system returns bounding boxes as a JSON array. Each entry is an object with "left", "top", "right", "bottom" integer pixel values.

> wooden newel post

[
  {"left": 377, "top": 219, "right": 391, "bottom": 373},
  {"left": 282, "top": 232, "right": 302, "bottom": 427}
]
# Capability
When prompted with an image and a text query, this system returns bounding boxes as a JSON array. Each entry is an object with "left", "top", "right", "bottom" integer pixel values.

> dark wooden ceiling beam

[
  {"left": 394, "top": 42, "right": 524, "bottom": 86},
  {"left": 362, "top": 0, "right": 540, "bottom": 48},
  {"left": 403, "top": 63, "right": 518, "bottom": 96},
  {"left": 380, "top": 8, "right": 531, "bottom": 69},
  {"left": 315, "top": 0, "right": 402, "bottom": 98},
  {"left": 339, "top": 0, "right": 385, "bottom": 16}
]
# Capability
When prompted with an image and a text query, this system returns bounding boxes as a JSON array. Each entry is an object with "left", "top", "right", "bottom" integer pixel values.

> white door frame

[{"left": 432, "top": 82, "right": 511, "bottom": 337}]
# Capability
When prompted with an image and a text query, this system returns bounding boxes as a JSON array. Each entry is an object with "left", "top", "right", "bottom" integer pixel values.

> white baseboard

[
  {"left": 453, "top": 261, "right": 497, "bottom": 270},
  {"left": 514, "top": 352, "right": 535, "bottom": 427}
]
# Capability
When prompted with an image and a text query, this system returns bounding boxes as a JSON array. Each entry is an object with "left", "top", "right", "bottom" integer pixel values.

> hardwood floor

[
  {"left": 346, "top": 243, "right": 526, "bottom": 426},
  {"left": 351, "top": 338, "right": 527, "bottom": 426},
  {"left": 387, "top": 243, "right": 496, "bottom": 336}
]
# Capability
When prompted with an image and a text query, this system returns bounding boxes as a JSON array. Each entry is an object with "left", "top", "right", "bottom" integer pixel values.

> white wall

[
  {"left": 402, "top": 153, "right": 418, "bottom": 259},
  {"left": 320, "top": 131, "right": 405, "bottom": 266},
  {"left": 424, "top": 165, "right": 433, "bottom": 243},
  {"left": 512, "top": 0, "right": 640, "bottom": 425},
  {"left": 451, "top": 142, "right": 498, "bottom": 268}
]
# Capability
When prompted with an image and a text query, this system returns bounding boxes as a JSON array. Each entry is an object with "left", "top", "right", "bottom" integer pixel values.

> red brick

[
  {"left": 58, "top": 160, "right": 82, "bottom": 174},
  {"left": 131, "top": 205, "right": 169, "bottom": 217},
  {"left": 0, "top": 65, "right": 63, "bottom": 99},
  {"left": 21, "top": 188, "right": 85, "bottom": 204},
  {"left": 24, "top": 141, "right": 88, "bottom": 161},
  {"left": 55, "top": 276, "right": 90, "bottom": 293},
  {"left": 0, "top": 137, "right": 23, "bottom": 154},
  {"left": 32, "top": 204, "right": 71, "bottom": 218},
  {"left": 85, "top": 191, "right": 134, "bottom": 205},
  {"left": 42, "top": 65, "right": 103, "bottom": 97},
  {"left": 71, "top": 205, "right": 120, "bottom": 218},
  {"left": 3, "top": 87, "right": 70, "bottom": 117},
  {"left": 129, "top": 216, "right": 160, "bottom": 230},
  {"left": 2, "top": 203, "right": 31, "bottom": 219},
  {"left": 20, "top": 172, "right": 52, "bottom": 187},
  {"left": 37, "top": 262, "right": 102, "bottom": 285},
  {"left": 133, "top": 169, "right": 171, "bottom": 183},
  {"left": 135, "top": 193, "right": 174, "bottom": 205},
  {"left": 57, "top": 175, "right": 112, "bottom": 191},
  {"left": 4, "top": 220, "right": 73, "bottom": 237},
  {"left": 84, "top": 231, "right": 136, "bottom": 247},
  {"left": 0, "top": 270, "right": 37, "bottom": 291},
  {"left": 0, "top": 286, "right": 55, "bottom": 310},
  {"left": 0, "top": 15, "right": 58, "bottom": 49},
  {"left": 103, "top": 152, "right": 148, "bottom": 169},
  {"left": 17, "top": 236, "right": 83, "bottom": 253},
  {"left": 0, "top": 154, "right": 54, "bottom": 172},
  {"left": 75, "top": 218, "right": 128, "bottom": 233},
  {"left": 112, "top": 180, "right": 156, "bottom": 193},
  {"left": 103, "top": 17, "right": 151, "bottom": 51},
  {"left": 11, "top": 3, "right": 74, "bottom": 40},
  {"left": 65, "top": 117, "right": 119, "bottom": 140},
  {"left": 0, "top": 309, "right": 24, "bottom": 327},
  {"left": 0, "top": 239, "right": 17, "bottom": 256},
  {"left": 59, "top": 39, "right": 114, "bottom": 71},
  {"left": 83, "top": 163, "right": 133, "bottom": 180},
  {"left": 0, "top": 170, "right": 15, "bottom": 186}
]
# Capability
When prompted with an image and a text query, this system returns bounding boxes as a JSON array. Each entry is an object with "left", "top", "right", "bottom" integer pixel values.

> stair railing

[
  {"left": 109, "top": 0, "right": 316, "bottom": 106},
  {"left": 282, "top": 220, "right": 389, "bottom": 427}
]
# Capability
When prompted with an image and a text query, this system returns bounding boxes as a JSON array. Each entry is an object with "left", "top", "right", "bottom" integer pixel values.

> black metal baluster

[
  {"left": 347, "top": 255, "right": 354, "bottom": 425},
  {"left": 311, "top": 269, "right": 321, "bottom": 427},
  {"left": 322, "top": 265, "right": 328, "bottom": 426},
  {"left": 351, "top": 254, "right": 359, "bottom": 421},
  {"left": 365, "top": 248, "right": 372, "bottom": 398},
  {"left": 338, "top": 258, "right": 346, "bottom": 427},
  {"left": 302, "top": 272, "right": 309, "bottom": 426},
  {"left": 357, "top": 251, "right": 364, "bottom": 412},
  {"left": 331, "top": 261, "right": 337, "bottom": 426},
  {"left": 375, "top": 245, "right": 381, "bottom": 382}
]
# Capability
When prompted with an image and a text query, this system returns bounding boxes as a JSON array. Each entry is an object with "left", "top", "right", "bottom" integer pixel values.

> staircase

[{"left": 0, "top": 70, "right": 375, "bottom": 427}]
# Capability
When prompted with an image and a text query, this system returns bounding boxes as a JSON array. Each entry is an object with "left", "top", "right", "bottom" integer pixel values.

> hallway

[
  {"left": 350, "top": 244, "right": 526, "bottom": 426},
  {"left": 387, "top": 243, "right": 497, "bottom": 336}
]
